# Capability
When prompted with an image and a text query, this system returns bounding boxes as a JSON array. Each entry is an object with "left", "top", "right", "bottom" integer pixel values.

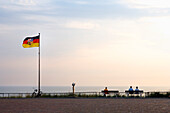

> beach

[{"left": 0, "top": 98, "right": 169, "bottom": 113}]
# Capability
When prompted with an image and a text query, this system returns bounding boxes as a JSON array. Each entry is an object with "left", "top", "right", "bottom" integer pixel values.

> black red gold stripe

[{"left": 22, "top": 35, "right": 39, "bottom": 48}]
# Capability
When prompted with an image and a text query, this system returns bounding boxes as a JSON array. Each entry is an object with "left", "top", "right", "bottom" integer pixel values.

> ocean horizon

[{"left": 0, "top": 86, "right": 169, "bottom": 93}]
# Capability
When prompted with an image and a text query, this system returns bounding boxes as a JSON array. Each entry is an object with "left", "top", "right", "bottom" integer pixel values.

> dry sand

[{"left": 0, "top": 98, "right": 169, "bottom": 113}]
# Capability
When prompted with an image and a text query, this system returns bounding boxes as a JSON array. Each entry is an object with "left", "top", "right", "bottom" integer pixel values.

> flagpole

[{"left": 38, "top": 33, "right": 41, "bottom": 96}]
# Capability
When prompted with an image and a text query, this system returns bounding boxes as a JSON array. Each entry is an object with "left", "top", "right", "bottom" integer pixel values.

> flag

[{"left": 22, "top": 35, "right": 39, "bottom": 48}]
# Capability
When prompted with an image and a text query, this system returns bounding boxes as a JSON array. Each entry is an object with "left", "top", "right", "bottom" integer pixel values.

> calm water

[{"left": 0, "top": 86, "right": 169, "bottom": 93}]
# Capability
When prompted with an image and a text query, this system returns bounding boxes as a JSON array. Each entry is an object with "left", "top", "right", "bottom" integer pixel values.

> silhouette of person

[
  {"left": 135, "top": 86, "right": 139, "bottom": 91},
  {"left": 129, "top": 86, "right": 133, "bottom": 94},
  {"left": 135, "top": 86, "right": 140, "bottom": 94},
  {"left": 104, "top": 87, "right": 108, "bottom": 97}
]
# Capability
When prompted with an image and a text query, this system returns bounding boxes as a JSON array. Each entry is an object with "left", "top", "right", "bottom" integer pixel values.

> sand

[{"left": 0, "top": 98, "right": 169, "bottom": 113}]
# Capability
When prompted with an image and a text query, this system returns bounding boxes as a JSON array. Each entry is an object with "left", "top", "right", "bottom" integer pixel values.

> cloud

[
  {"left": 11, "top": 0, "right": 36, "bottom": 6},
  {"left": 120, "top": 0, "right": 170, "bottom": 9},
  {"left": 0, "top": 0, "right": 49, "bottom": 11},
  {"left": 64, "top": 21, "right": 100, "bottom": 30},
  {"left": 71, "top": 1, "right": 89, "bottom": 5},
  {"left": 20, "top": 14, "right": 100, "bottom": 30},
  {"left": 58, "top": 0, "right": 115, "bottom": 5}
]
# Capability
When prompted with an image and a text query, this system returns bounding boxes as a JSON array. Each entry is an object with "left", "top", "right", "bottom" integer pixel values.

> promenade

[{"left": 0, "top": 98, "right": 169, "bottom": 113}]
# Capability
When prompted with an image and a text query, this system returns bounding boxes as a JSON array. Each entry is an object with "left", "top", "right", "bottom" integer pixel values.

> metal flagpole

[{"left": 38, "top": 33, "right": 41, "bottom": 96}]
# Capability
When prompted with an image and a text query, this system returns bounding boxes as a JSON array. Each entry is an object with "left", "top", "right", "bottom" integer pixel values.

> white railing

[{"left": 0, "top": 91, "right": 169, "bottom": 98}]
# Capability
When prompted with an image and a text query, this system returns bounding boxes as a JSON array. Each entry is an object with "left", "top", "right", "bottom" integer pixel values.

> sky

[{"left": 0, "top": 0, "right": 170, "bottom": 87}]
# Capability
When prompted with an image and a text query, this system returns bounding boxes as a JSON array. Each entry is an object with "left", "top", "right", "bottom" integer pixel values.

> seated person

[
  {"left": 104, "top": 87, "right": 108, "bottom": 96},
  {"left": 135, "top": 86, "right": 139, "bottom": 91},
  {"left": 135, "top": 86, "right": 140, "bottom": 94},
  {"left": 128, "top": 86, "right": 134, "bottom": 94},
  {"left": 104, "top": 87, "right": 108, "bottom": 93}
]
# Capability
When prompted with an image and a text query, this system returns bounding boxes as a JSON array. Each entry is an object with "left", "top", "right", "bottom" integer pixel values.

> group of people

[
  {"left": 129, "top": 86, "right": 139, "bottom": 92},
  {"left": 104, "top": 86, "right": 140, "bottom": 92},
  {"left": 103, "top": 86, "right": 142, "bottom": 97}
]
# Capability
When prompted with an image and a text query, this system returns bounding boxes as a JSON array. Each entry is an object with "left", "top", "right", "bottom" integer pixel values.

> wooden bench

[
  {"left": 101, "top": 90, "right": 119, "bottom": 97},
  {"left": 125, "top": 90, "right": 144, "bottom": 97}
]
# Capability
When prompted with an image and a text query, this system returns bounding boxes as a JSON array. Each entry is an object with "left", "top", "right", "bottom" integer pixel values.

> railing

[
  {"left": 0, "top": 91, "right": 169, "bottom": 98},
  {"left": 0, "top": 92, "right": 100, "bottom": 98},
  {"left": 0, "top": 93, "right": 32, "bottom": 98}
]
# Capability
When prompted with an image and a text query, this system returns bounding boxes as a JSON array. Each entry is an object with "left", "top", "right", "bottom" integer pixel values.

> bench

[
  {"left": 101, "top": 90, "right": 119, "bottom": 97},
  {"left": 125, "top": 90, "right": 144, "bottom": 97}
]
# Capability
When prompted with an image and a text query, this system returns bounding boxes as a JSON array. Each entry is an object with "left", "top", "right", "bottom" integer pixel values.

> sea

[{"left": 0, "top": 86, "right": 170, "bottom": 93}]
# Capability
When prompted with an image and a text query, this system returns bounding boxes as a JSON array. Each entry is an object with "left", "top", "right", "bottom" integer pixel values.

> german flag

[{"left": 22, "top": 35, "right": 39, "bottom": 48}]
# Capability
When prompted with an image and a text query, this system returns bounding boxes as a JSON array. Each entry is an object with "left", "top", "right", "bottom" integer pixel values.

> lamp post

[{"left": 72, "top": 83, "right": 75, "bottom": 95}]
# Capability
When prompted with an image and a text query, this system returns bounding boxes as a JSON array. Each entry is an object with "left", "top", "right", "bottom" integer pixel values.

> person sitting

[
  {"left": 135, "top": 86, "right": 139, "bottom": 94},
  {"left": 128, "top": 86, "right": 134, "bottom": 94},
  {"left": 104, "top": 87, "right": 108, "bottom": 97}
]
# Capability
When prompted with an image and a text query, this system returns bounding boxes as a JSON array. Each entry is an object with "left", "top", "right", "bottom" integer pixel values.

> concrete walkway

[{"left": 0, "top": 98, "right": 169, "bottom": 113}]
